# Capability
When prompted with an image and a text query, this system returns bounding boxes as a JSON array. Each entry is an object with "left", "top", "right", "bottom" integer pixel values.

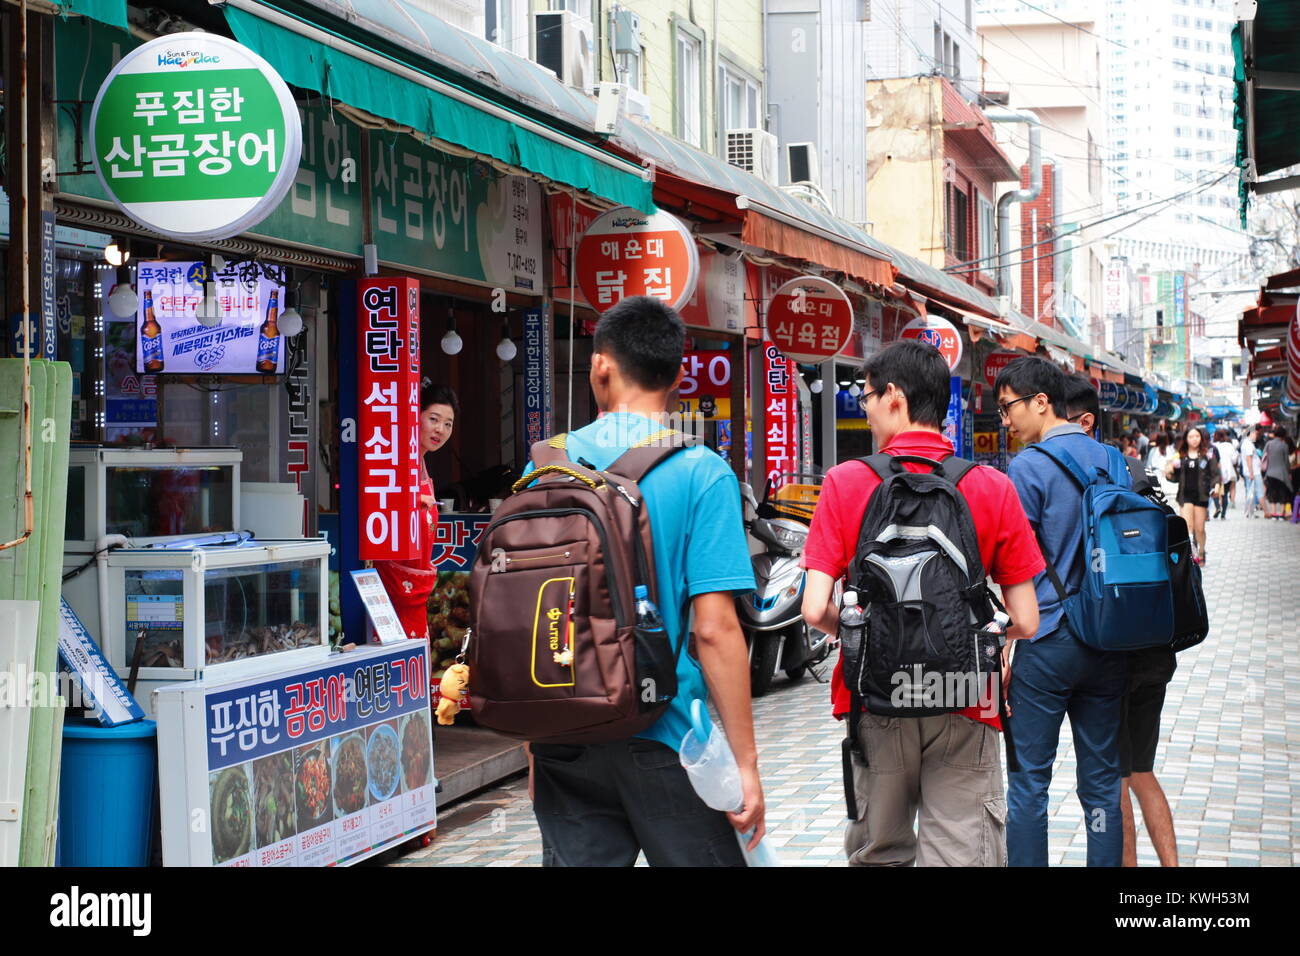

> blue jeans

[{"left": 1006, "top": 628, "right": 1126, "bottom": 866}]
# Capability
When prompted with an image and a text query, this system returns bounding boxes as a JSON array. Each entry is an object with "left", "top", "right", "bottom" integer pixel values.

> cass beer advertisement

[{"left": 135, "top": 260, "right": 286, "bottom": 375}]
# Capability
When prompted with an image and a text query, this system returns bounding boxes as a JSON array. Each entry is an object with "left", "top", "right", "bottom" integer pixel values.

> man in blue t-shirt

[
  {"left": 995, "top": 356, "right": 1126, "bottom": 867},
  {"left": 525, "top": 295, "right": 761, "bottom": 866}
]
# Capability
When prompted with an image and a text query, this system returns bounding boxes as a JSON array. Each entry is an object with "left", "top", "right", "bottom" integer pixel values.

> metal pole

[{"left": 0, "top": 0, "right": 35, "bottom": 554}]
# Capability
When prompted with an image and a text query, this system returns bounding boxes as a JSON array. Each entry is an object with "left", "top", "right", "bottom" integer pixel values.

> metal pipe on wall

[{"left": 986, "top": 107, "right": 1042, "bottom": 301}]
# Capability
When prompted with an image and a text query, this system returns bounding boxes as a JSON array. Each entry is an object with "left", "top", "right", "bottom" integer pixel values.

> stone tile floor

[{"left": 387, "top": 507, "right": 1300, "bottom": 867}]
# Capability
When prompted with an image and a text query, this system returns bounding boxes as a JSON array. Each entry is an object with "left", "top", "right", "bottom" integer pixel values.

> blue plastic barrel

[{"left": 59, "top": 718, "right": 158, "bottom": 867}]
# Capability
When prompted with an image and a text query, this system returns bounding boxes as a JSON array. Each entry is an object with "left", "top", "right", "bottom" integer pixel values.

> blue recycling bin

[{"left": 59, "top": 718, "right": 157, "bottom": 867}]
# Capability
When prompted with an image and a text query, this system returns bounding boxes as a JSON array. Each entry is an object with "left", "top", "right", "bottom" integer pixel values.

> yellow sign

[
  {"left": 974, "top": 432, "right": 998, "bottom": 455},
  {"left": 676, "top": 397, "right": 731, "bottom": 421}
]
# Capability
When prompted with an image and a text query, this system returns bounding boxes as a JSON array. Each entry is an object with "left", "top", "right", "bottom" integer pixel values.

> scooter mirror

[{"left": 738, "top": 482, "right": 760, "bottom": 515}]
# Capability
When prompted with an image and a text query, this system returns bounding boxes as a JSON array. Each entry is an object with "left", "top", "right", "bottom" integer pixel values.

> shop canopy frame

[
  {"left": 215, "top": 0, "right": 656, "bottom": 213},
  {"left": 1232, "top": 1, "right": 1300, "bottom": 226}
]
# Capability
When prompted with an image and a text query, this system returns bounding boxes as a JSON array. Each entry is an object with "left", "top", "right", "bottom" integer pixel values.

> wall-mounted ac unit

[
  {"left": 532, "top": 10, "right": 594, "bottom": 93},
  {"left": 786, "top": 141, "right": 819, "bottom": 186},
  {"left": 624, "top": 86, "right": 652, "bottom": 124},
  {"left": 726, "top": 128, "right": 779, "bottom": 187}
]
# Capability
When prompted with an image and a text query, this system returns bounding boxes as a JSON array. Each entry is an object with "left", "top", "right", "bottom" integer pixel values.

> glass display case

[
  {"left": 65, "top": 446, "right": 241, "bottom": 552},
  {"left": 104, "top": 538, "right": 330, "bottom": 707}
]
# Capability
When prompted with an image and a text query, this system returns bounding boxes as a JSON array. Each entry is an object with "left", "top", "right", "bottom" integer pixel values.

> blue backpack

[{"left": 1029, "top": 441, "right": 1174, "bottom": 651}]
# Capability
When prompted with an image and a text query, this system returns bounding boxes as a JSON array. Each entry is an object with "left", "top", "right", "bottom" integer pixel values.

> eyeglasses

[
  {"left": 1066, "top": 411, "right": 1087, "bottom": 423},
  {"left": 996, "top": 394, "right": 1038, "bottom": 419},
  {"left": 857, "top": 389, "right": 880, "bottom": 413}
]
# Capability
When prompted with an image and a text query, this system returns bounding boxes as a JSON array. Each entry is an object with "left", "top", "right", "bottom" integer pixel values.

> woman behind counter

[{"left": 373, "top": 381, "right": 458, "bottom": 641}]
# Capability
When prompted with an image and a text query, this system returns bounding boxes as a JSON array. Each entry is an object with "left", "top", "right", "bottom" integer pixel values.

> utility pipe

[
  {"left": 1, "top": 0, "right": 34, "bottom": 554},
  {"left": 985, "top": 107, "right": 1042, "bottom": 300}
]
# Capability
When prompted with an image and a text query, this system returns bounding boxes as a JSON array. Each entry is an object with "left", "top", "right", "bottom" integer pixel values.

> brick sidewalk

[{"left": 388, "top": 508, "right": 1300, "bottom": 867}]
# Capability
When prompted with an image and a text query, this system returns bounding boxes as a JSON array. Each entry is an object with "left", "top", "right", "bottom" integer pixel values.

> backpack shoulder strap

[
  {"left": 1027, "top": 441, "right": 1093, "bottom": 490},
  {"left": 938, "top": 456, "right": 977, "bottom": 486},
  {"left": 530, "top": 433, "right": 570, "bottom": 468},
  {"left": 859, "top": 453, "right": 896, "bottom": 482},
  {"left": 606, "top": 429, "right": 702, "bottom": 482}
]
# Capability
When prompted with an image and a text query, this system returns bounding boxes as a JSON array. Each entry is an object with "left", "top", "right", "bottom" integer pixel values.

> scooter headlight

[{"left": 768, "top": 520, "right": 807, "bottom": 553}]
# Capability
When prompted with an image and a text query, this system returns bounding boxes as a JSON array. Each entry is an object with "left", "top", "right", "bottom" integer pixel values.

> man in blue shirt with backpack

[{"left": 995, "top": 357, "right": 1127, "bottom": 867}]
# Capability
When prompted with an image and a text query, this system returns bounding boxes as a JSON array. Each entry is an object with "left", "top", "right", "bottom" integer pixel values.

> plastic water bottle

[
  {"left": 634, "top": 585, "right": 669, "bottom": 705},
  {"left": 839, "top": 591, "right": 866, "bottom": 659},
  {"left": 634, "top": 585, "right": 664, "bottom": 632}
]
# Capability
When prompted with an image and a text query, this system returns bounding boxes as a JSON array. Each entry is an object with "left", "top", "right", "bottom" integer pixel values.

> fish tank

[{"left": 104, "top": 537, "right": 330, "bottom": 708}]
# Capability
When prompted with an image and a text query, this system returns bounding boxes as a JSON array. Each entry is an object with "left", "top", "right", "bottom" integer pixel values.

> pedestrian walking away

[
  {"left": 1240, "top": 425, "right": 1261, "bottom": 518},
  {"left": 1212, "top": 429, "right": 1237, "bottom": 520},
  {"left": 995, "top": 357, "right": 1128, "bottom": 868},
  {"left": 1261, "top": 425, "right": 1293, "bottom": 520},
  {"left": 512, "top": 296, "right": 763, "bottom": 867},
  {"left": 801, "top": 340, "right": 1043, "bottom": 867},
  {"left": 1165, "top": 427, "right": 1214, "bottom": 564}
]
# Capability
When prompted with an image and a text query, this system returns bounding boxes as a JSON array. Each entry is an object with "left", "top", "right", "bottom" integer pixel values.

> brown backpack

[{"left": 466, "top": 428, "right": 700, "bottom": 744}]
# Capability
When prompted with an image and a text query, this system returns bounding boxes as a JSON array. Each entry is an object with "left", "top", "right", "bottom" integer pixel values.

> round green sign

[{"left": 90, "top": 32, "right": 302, "bottom": 242}]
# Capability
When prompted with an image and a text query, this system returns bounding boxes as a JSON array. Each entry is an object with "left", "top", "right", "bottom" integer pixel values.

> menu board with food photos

[{"left": 155, "top": 642, "right": 434, "bottom": 866}]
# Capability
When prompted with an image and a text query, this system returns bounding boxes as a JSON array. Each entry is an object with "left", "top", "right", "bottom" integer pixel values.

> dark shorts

[
  {"left": 1119, "top": 649, "right": 1176, "bottom": 777},
  {"left": 1265, "top": 477, "right": 1291, "bottom": 504},
  {"left": 1176, "top": 495, "right": 1208, "bottom": 508},
  {"left": 531, "top": 737, "right": 745, "bottom": 866}
]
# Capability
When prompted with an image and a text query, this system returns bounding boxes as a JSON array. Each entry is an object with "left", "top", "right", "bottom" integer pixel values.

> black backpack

[
  {"left": 1122, "top": 458, "right": 1209, "bottom": 653},
  {"left": 841, "top": 454, "right": 1005, "bottom": 718}
]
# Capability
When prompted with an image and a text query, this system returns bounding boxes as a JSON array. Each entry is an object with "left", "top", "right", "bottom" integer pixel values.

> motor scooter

[{"left": 736, "top": 474, "right": 833, "bottom": 696}]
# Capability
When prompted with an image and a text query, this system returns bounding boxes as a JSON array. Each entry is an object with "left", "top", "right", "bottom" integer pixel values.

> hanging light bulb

[
  {"left": 278, "top": 307, "right": 304, "bottom": 338},
  {"left": 848, "top": 383, "right": 862, "bottom": 397},
  {"left": 104, "top": 241, "right": 130, "bottom": 267},
  {"left": 495, "top": 321, "right": 516, "bottom": 361},
  {"left": 810, "top": 378, "right": 823, "bottom": 394},
  {"left": 441, "top": 308, "right": 463, "bottom": 355},
  {"left": 108, "top": 283, "right": 139, "bottom": 318},
  {"left": 195, "top": 282, "right": 223, "bottom": 328}
]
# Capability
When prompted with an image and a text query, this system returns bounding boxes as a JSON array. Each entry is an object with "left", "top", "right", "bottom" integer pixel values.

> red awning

[{"left": 739, "top": 210, "right": 897, "bottom": 289}]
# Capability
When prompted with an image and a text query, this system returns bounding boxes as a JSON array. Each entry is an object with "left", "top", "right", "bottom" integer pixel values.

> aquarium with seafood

[{"left": 101, "top": 537, "right": 330, "bottom": 710}]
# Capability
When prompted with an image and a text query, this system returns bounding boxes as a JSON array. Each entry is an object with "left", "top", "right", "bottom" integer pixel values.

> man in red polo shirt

[{"left": 801, "top": 340, "right": 1044, "bottom": 866}]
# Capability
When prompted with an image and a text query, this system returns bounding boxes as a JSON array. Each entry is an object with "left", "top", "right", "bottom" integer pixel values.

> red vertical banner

[
  {"left": 763, "top": 341, "right": 800, "bottom": 493},
  {"left": 358, "top": 276, "right": 421, "bottom": 561}
]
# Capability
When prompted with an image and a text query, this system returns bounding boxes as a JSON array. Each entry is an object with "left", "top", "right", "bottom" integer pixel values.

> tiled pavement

[{"left": 388, "top": 508, "right": 1300, "bottom": 867}]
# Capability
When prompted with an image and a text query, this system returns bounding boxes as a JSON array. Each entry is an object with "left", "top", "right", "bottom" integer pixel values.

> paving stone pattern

[{"left": 388, "top": 509, "right": 1299, "bottom": 867}]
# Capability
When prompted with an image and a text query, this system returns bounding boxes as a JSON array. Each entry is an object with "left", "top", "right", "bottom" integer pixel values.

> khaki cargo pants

[{"left": 844, "top": 712, "right": 1007, "bottom": 867}]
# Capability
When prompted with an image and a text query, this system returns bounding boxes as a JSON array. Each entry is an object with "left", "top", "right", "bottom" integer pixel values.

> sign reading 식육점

[
  {"left": 574, "top": 208, "right": 700, "bottom": 311},
  {"left": 90, "top": 32, "right": 302, "bottom": 241},
  {"left": 765, "top": 276, "right": 854, "bottom": 364}
]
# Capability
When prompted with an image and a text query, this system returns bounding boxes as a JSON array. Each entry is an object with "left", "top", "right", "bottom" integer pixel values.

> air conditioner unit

[
  {"left": 726, "top": 128, "right": 779, "bottom": 187},
  {"left": 786, "top": 141, "right": 819, "bottom": 186},
  {"left": 532, "top": 10, "right": 594, "bottom": 93},
  {"left": 624, "top": 86, "right": 652, "bottom": 124}
]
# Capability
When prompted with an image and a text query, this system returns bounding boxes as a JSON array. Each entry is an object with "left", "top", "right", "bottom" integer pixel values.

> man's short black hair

[
  {"left": 592, "top": 295, "right": 685, "bottom": 391},
  {"left": 993, "top": 356, "right": 1068, "bottom": 418},
  {"left": 1064, "top": 374, "right": 1100, "bottom": 424},
  {"left": 860, "top": 339, "right": 950, "bottom": 428}
]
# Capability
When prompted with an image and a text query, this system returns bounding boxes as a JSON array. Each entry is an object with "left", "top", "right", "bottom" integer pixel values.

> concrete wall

[{"left": 866, "top": 76, "right": 944, "bottom": 266}]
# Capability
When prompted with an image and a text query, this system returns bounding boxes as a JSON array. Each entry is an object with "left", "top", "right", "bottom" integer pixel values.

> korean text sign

[
  {"left": 763, "top": 342, "right": 800, "bottom": 492},
  {"left": 358, "top": 277, "right": 421, "bottom": 561},
  {"left": 900, "top": 315, "right": 964, "bottom": 371},
  {"left": 765, "top": 276, "right": 854, "bottom": 364},
  {"left": 574, "top": 207, "right": 700, "bottom": 312},
  {"left": 522, "top": 307, "right": 551, "bottom": 447},
  {"left": 90, "top": 32, "right": 302, "bottom": 241},
  {"left": 134, "top": 260, "right": 285, "bottom": 374}
]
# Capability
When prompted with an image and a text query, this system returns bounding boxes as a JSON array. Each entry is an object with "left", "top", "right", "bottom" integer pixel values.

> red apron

[{"left": 372, "top": 462, "right": 438, "bottom": 641}]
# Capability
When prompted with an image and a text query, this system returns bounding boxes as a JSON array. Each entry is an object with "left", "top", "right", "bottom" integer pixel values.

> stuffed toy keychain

[{"left": 437, "top": 657, "right": 471, "bottom": 725}]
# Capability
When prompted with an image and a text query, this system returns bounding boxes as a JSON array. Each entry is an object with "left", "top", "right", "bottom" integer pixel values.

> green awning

[
  {"left": 1233, "top": 3, "right": 1300, "bottom": 226},
  {"left": 222, "top": 4, "right": 654, "bottom": 213},
  {"left": 56, "top": 0, "right": 128, "bottom": 32}
]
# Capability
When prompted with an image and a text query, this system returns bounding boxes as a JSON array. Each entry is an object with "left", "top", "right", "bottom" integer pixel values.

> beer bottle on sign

[
  {"left": 141, "top": 289, "right": 165, "bottom": 373},
  {"left": 256, "top": 290, "right": 280, "bottom": 373}
]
